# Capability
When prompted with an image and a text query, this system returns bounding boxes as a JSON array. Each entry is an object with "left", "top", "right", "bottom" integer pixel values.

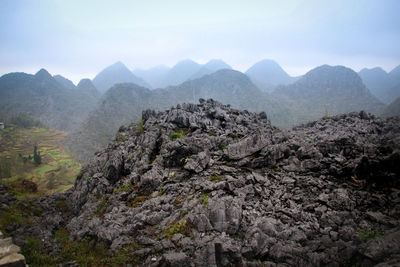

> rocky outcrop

[
  {"left": 0, "top": 231, "right": 26, "bottom": 267},
  {"left": 2, "top": 99, "right": 400, "bottom": 266}
]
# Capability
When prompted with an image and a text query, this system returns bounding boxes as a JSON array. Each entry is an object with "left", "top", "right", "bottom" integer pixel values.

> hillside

[
  {"left": 133, "top": 65, "right": 170, "bottom": 89},
  {"left": 0, "top": 69, "right": 100, "bottom": 132},
  {"left": 2, "top": 100, "right": 399, "bottom": 266},
  {"left": 66, "top": 70, "right": 292, "bottom": 163},
  {"left": 359, "top": 65, "right": 400, "bottom": 104},
  {"left": 245, "top": 59, "right": 297, "bottom": 92},
  {"left": 189, "top": 59, "right": 232, "bottom": 80},
  {"left": 161, "top": 59, "right": 202, "bottom": 87},
  {"left": 0, "top": 125, "right": 80, "bottom": 195},
  {"left": 381, "top": 97, "right": 400, "bottom": 117},
  {"left": 273, "top": 65, "right": 385, "bottom": 125},
  {"left": 92, "top": 61, "right": 150, "bottom": 94}
]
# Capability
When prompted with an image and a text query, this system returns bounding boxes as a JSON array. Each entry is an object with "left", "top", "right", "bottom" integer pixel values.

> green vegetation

[
  {"left": 95, "top": 197, "right": 109, "bottom": 216},
  {"left": 22, "top": 229, "right": 142, "bottom": 266},
  {"left": 208, "top": 175, "right": 222, "bottom": 182},
  {"left": 158, "top": 187, "right": 164, "bottom": 196},
  {"left": 113, "top": 183, "right": 133, "bottom": 194},
  {"left": 116, "top": 132, "right": 127, "bottom": 142},
  {"left": 220, "top": 143, "right": 227, "bottom": 150},
  {"left": 6, "top": 113, "right": 46, "bottom": 129},
  {"left": 0, "top": 200, "right": 43, "bottom": 235},
  {"left": 273, "top": 167, "right": 281, "bottom": 172},
  {"left": 163, "top": 219, "right": 191, "bottom": 239},
  {"left": 358, "top": 229, "right": 384, "bottom": 242},
  {"left": 129, "top": 195, "right": 151, "bottom": 207},
  {"left": 0, "top": 126, "right": 81, "bottom": 194},
  {"left": 170, "top": 131, "right": 186, "bottom": 140},
  {"left": 136, "top": 119, "right": 144, "bottom": 135},
  {"left": 199, "top": 192, "right": 209, "bottom": 208},
  {"left": 33, "top": 145, "right": 42, "bottom": 165}
]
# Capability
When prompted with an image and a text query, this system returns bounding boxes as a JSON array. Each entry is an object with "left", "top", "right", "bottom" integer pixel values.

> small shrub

[
  {"left": 130, "top": 195, "right": 150, "bottom": 207},
  {"left": 113, "top": 184, "right": 132, "bottom": 194},
  {"left": 55, "top": 200, "right": 69, "bottom": 213},
  {"left": 208, "top": 175, "right": 222, "bottom": 182},
  {"left": 358, "top": 229, "right": 384, "bottom": 242},
  {"left": 168, "top": 171, "right": 175, "bottom": 179},
  {"left": 273, "top": 167, "right": 281, "bottom": 172},
  {"left": 170, "top": 131, "right": 186, "bottom": 140},
  {"left": 136, "top": 119, "right": 144, "bottom": 135},
  {"left": 158, "top": 187, "right": 164, "bottom": 196},
  {"left": 220, "top": 143, "right": 227, "bottom": 150},
  {"left": 180, "top": 157, "right": 189, "bottom": 166},
  {"left": 116, "top": 132, "right": 127, "bottom": 142},
  {"left": 95, "top": 197, "right": 108, "bottom": 216},
  {"left": 164, "top": 219, "right": 191, "bottom": 239},
  {"left": 199, "top": 192, "right": 209, "bottom": 208}
]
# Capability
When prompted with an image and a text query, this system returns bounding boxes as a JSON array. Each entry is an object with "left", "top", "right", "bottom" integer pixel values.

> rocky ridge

[{"left": 2, "top": 99, "right": 400, "bottom": 266}]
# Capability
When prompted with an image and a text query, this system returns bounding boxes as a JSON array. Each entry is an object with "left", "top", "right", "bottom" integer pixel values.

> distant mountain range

[
  {"left": 381, "top": 97, "right": 400, "bottom": 117},
  {"left": 359, "top": 66, "right": 400, "bottom": 104},
  {"left": 92, "top": 61, "right": 149, "bottom": 94},
  {"left": 273, "top": 65, "right": 384, "bottom": 124},
  {"left": 0, "top": 69, "right": 100, "bottom": 131},
  {"left": 65, "top": 69, "right": 291, "bottom": 162},
  {"left": 1, "top": 60, "right": 398, "bottom": 163},
  {"left": 245, "top": 59, "right": 298, "bottom": 92},
  {"left": 133, "top": 59, "right": 232, "bottom": 89}
]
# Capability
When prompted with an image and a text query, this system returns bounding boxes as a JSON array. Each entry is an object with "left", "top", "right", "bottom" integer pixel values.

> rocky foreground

[{"left": 1, "top": 99, "right": 400, "bottom": 266}]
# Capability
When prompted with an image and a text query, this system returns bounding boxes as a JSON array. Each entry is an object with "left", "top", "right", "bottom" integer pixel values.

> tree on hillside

[{"left": 33, "top": 145, "right": 42, "bottom": 165}]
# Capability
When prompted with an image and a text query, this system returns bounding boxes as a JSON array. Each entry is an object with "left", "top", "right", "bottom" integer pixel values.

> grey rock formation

[
  {"left": 0, "top": 231, "right": 26, "bottom": 267},
  {"left": 2, "top": 99, "right": 400, "bottom": 266}
]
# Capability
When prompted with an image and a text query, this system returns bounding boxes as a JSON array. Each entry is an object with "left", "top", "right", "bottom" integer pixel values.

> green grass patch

[
  {"left": 199, "top": 192, "right": 209, "bottom": 208},
  {"left": 358, "top": 229, "right": 384, "bottom": 242},
  {"left": 208, "top": 175, "right": 222, "bottom": 182},
  {"left": 169, "top": 131, "right": 187, "bottom": 140},
  {"left": 163, "top": 219, "right": 191, "bottom": 239}
]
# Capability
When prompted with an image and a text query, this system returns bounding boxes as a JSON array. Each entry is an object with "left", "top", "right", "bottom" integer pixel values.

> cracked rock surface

[{"left": 3, "top": 99, "right": 400, "bottom": 266}]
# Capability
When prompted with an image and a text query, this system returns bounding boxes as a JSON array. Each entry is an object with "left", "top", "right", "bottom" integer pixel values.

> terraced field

[{"left": 0, "top": 126, "right": 81, "bottom": 195}]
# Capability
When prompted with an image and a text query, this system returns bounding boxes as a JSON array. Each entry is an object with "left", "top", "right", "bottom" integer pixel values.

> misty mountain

[
  {"left": 245, "top": 59, "right": 298, "bottom": 92},
  {"left": 0, "top": 69, "right": 99, "bottom": 131},
  {"left": 92, "top": 61, "right": 150, "bottom": 94},
  {"left": 65, "top": 83, "right": 160, "bottom": 162},
  {"left": 77, "top": 78, "right": 100, "bottom": 96},
  {"left": 67, "top": 69, "right": 292, "bottom": 162},
  {"left": 54, "top": 75, "right": 76, "bottom": 90},
  {"left": 160, "top": 59, "right": 202, "bottom": 87},
  {"left": 132, "top": 65, "right": 170, "bottom": 88},
  {"left": 359, "top": 65, "right": 400, "bottom": 104},
  {"left": 381, "top": 97, "right": 400, "bottom": 117},
  {"left": 189, "top": 59, "right": 232, "bottom": 80},
  {"left": 273, "top": 65, "right": 385, "bottom": 124}
]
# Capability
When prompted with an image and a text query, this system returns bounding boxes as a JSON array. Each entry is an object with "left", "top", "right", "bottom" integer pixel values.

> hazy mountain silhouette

[
  {"left": 92, "top": 61, "right": 149, "bottom": 94},
  {"left": 67, "top": 69, "right": 292, "bottom": 162},
  {"left": 77, "top": 78, "right": 100, "bottom": 96},
  {"left": 273, "top": 65, "right": 385, "bottom": 124},
  {"left": 189, "top": 59, "right": 232, "bottom": 80},
  {"left": 0, "top": 69, "right": 100, "bottom": 131},
  {"left": 132, "top": 65, "right": 170, "bottom": 89},
  {"left": 381, "top": 97, "right": 400, "bottom": 117},
  {"left": 160, "top": 59, "right": 202, "bottom": 87},
  {"left": 245, "top": 59, "right": 298, "bottom": 92},
  {"left": 359, "top": 65, "right": 400, "bottom": 104},
  {"left": 54, "top": 75, "right": 76, "bottom": 90}
]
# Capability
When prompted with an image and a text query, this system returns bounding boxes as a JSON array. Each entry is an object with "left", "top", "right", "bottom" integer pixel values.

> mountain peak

[
  {"left": 245, "top": 59, "right": 294, "bottom": 92},
  {"left": 93, "top": 62, "right": 149, "bottom": 93},
  {"left": 77, "top": 78, "right": 99, "bottom": 95},
  {"left": 204, "top": 59, "right": 232, "bottom": 71},
  {"left": 35, "top": 68, "right": 53, "bottom": 80}
]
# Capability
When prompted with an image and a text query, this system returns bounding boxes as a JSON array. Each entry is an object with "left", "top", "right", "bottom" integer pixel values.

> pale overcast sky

[{"left": 1, "top": 0, "right": 399, "bottom": 83}]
